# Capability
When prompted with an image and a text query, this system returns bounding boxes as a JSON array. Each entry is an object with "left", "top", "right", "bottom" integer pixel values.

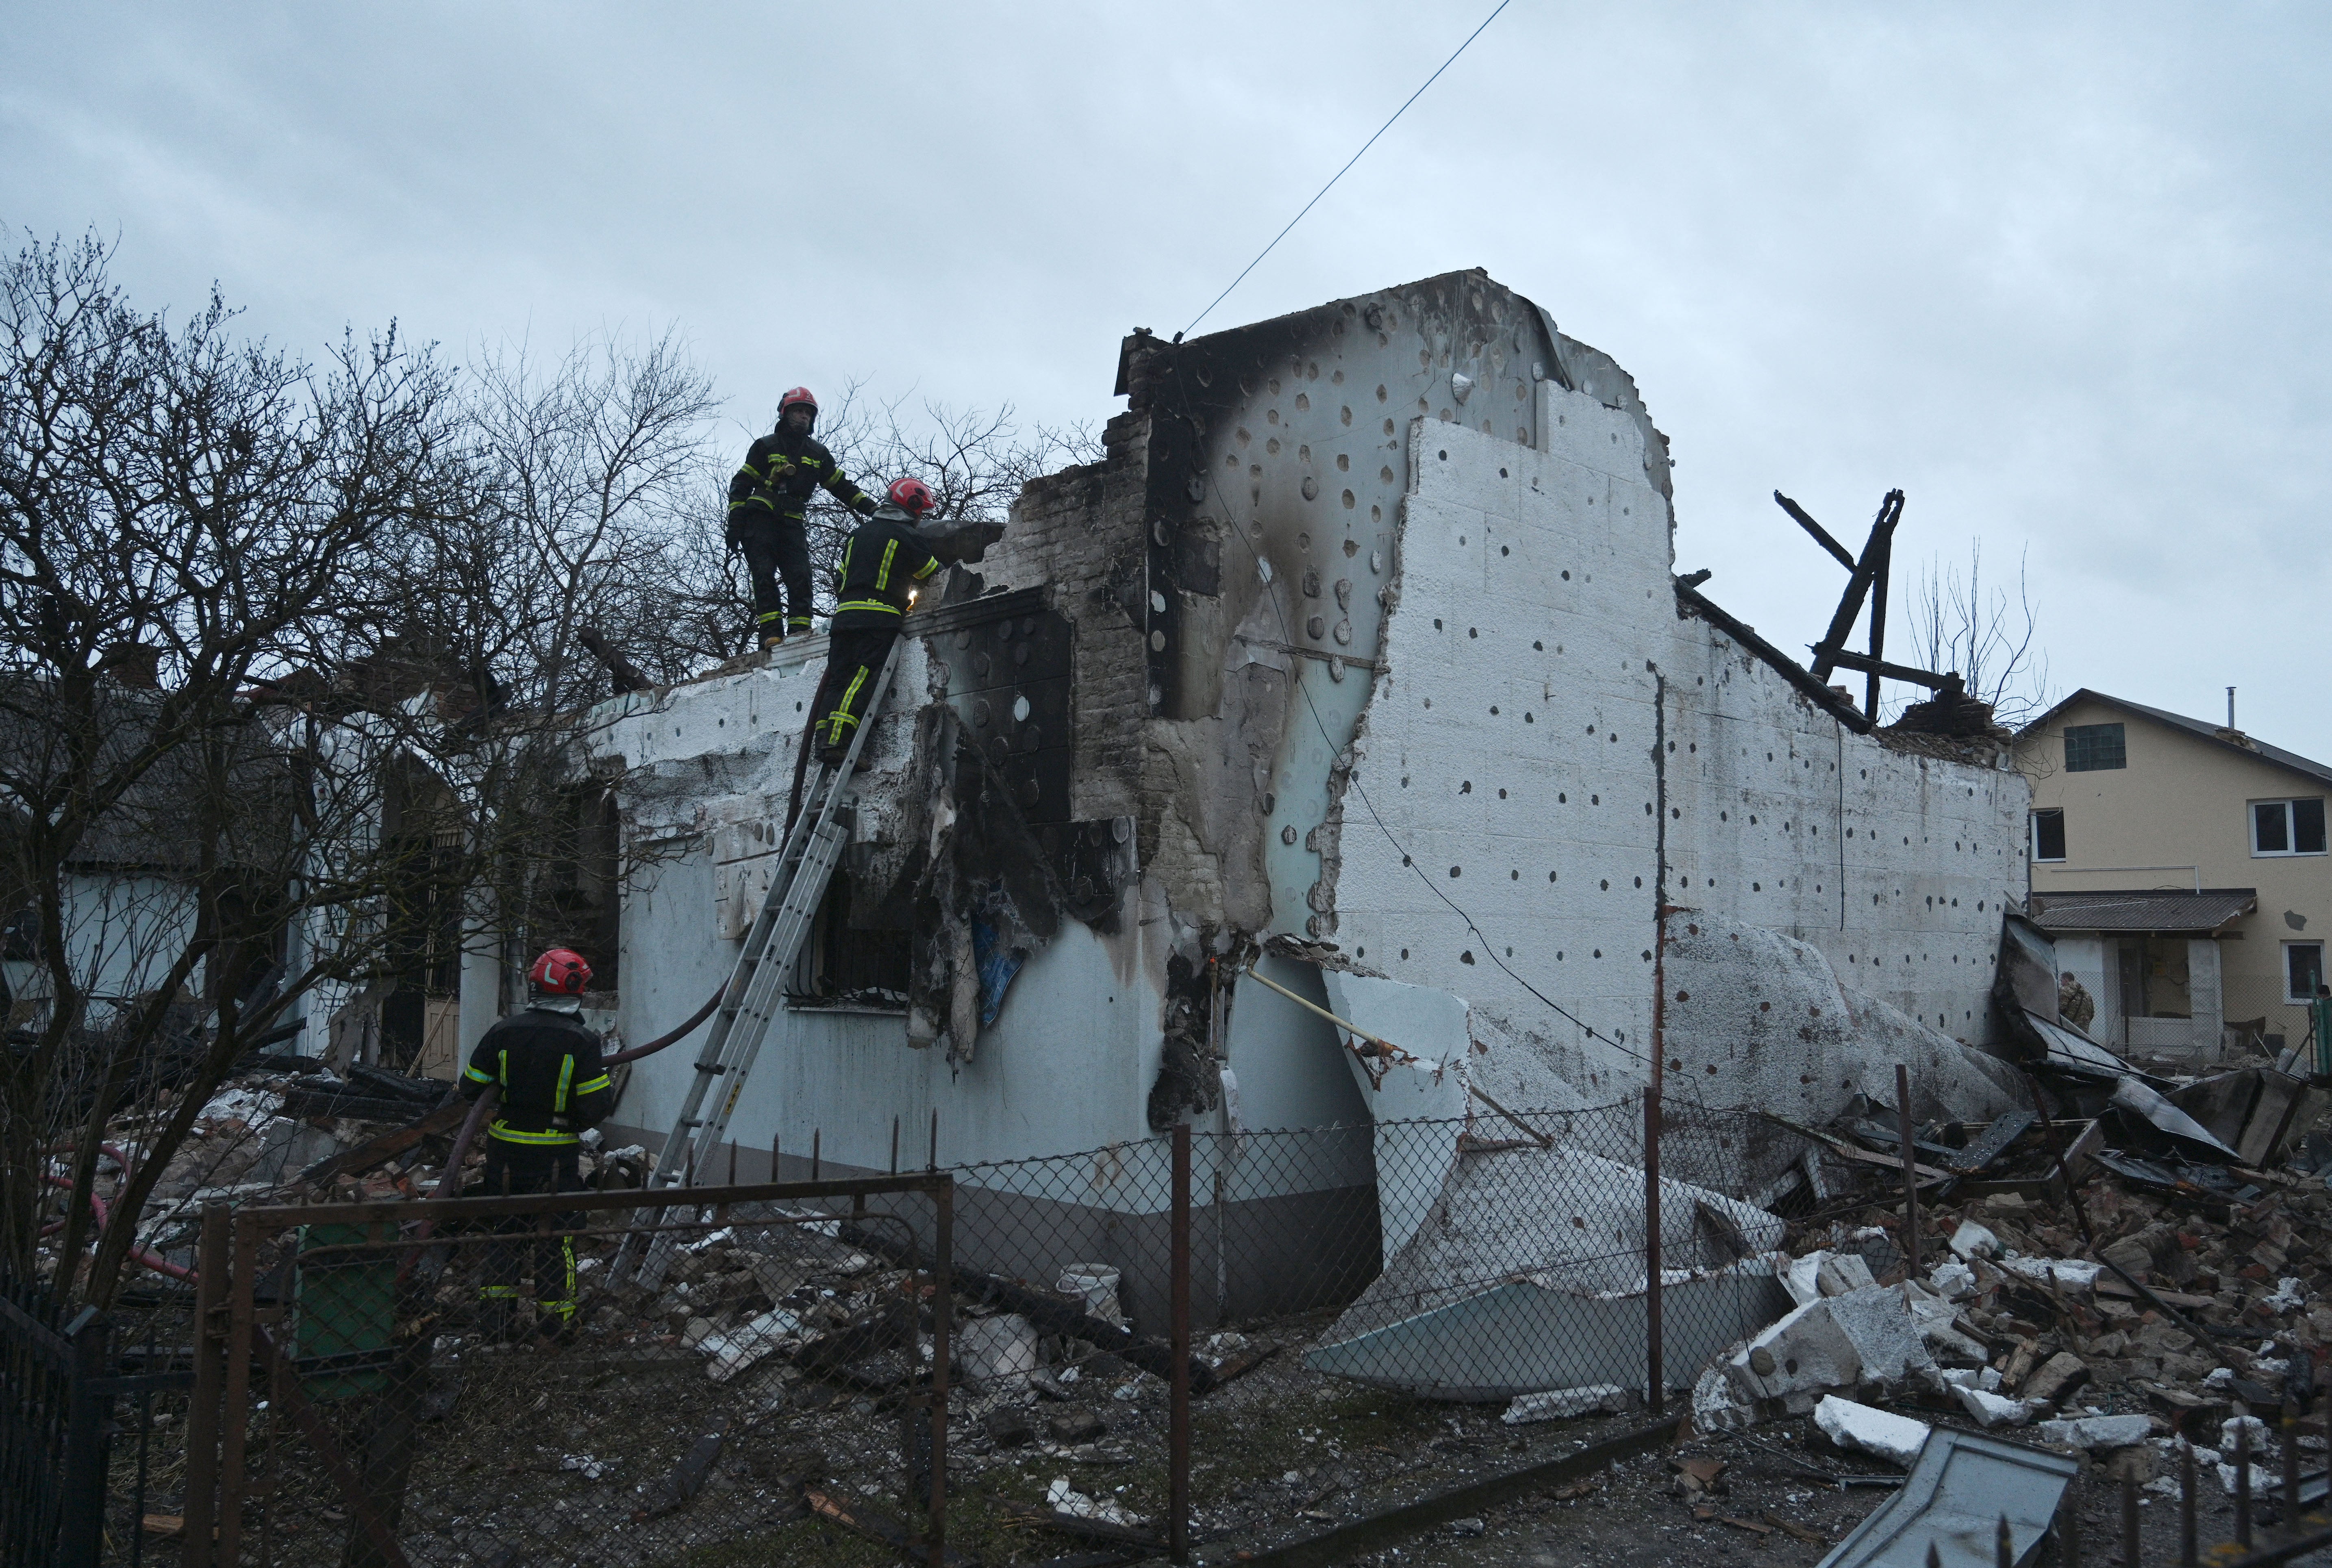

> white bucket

[
  {"left": 1056, "top": 1264, "right": 1126, "bottom": 1327},
  {"left": 956, "top": 1313, "right": 1038, "bottom": 1382}
]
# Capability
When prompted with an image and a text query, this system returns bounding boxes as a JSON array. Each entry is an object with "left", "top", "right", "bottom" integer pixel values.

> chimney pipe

[{"left": 2228, "top": 686, "right": 2237, "bottom": 730}]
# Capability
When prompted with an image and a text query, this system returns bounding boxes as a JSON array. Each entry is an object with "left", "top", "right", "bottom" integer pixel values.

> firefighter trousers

[
  {"left": 478, "top": 1139, "right": 584, "bottom": 1328},
  {"left": 808, "top": 625, "right": 899, "bottom": 762},
  {"left": 735, "top": 515, "right": 814, "bottom": 642}
]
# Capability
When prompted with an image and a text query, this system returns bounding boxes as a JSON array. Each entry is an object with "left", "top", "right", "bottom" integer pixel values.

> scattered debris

[
  {"left": 1813, "top": 1396, "right": 1932, "bottom": 1468},
  {"left": 1502, "top": 1384, "right": 1635, "bottom": 1425}
]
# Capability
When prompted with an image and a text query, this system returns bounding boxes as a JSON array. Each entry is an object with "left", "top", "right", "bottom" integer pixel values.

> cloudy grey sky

[{"left": 5, "top": 3, "right": 2326, "bottom": 752}]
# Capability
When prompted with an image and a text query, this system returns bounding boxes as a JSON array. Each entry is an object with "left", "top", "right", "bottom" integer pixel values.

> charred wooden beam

[
  {"left": 1772, "top": 491, "right": 1856, "bottom": 571},
  {"left": 1818, "top": 648, "right": 1961, "bottom": 691},
  {"left": 1864, "top": 524, "right": 1893, "bottom": 718},
  {"left": 1807, "top": 489, "right": 1904, "bottom": 684},
  {"left": 1673, "top": 579, "right": 1872, "bottom": 734}
]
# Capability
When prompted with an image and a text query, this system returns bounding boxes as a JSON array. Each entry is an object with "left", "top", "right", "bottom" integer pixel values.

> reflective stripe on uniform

[
  {"left": 540, "top": 1236, "right": 578, "bottom": 1313},
  {"left": 554, "top": 1054, "right": 574, "bottom": 1112},
  {"left": 462, "top": 1064, "right": 493, "bottom": 1084},
  {"left": 573, "top": 1074, "right": 611, "bottom": 1096},
  {"left": 756, "top": 610, "right": 782, "bottom": 625},
  {"left": 826, "top": 663, "right": 872, "bottom": 744},
  {"left": 833, "top": 599, "right": 902, "bottom": 618},
  {"left": 487, "top": 1123, "right": 578, "bottom": 1146},
  {"left": 497, "top": 1049, "right": 508, "bottom": 1086},
  {"left": 876, "top": 538, "right": 899, "bottom": 591},
  {"left": 478, "top": 1284, "right": 523, "bottom": 1299},
  {"left": 913, "top": 556, "right": 940, "bottom": 580}
]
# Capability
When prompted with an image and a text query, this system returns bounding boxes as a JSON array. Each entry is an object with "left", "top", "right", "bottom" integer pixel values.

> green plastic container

[{"left": 295, "top": 1221, "right": 398, "bottom": 1400}]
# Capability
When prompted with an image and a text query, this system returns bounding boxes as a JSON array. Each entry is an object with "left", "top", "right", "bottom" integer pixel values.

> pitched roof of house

[
  {"left": 2028, "top": 887, "right": 2258, "bottom": 935},
  {"left": 2018, "top": 688, "right": 2332, "bottom": 793}
]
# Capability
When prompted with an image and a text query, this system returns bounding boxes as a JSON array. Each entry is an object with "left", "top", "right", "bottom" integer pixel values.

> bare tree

[
  {"left": 0, "top": 237, "right": 663, "bottom": 1305},
  {"left": 1891, "top": 539, "right": 2054, "bottom": 729}
]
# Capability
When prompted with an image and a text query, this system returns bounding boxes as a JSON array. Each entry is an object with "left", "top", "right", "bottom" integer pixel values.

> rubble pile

[{"left": 1683, "top": 1080, "right": 2332, "bottom": 1503}]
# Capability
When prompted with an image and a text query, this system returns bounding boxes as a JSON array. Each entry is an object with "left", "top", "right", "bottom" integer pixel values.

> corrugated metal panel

[
  {"left": 1815, "top": 1427, "right": 2076, "bottom": 1568},
  {"left": 2030, "top": 888, "right": 2255, "bottom": 933}
]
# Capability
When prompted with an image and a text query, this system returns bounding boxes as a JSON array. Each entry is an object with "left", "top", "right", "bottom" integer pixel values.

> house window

[
  {"left": 2286, "top": 941, "right": 2325, "bottom": 1004},
  {"left": 2030, "top": 808, "right": 2066, "bottom": 862},
  {"left": 2251, "top": 798, "right": 2328, "bottom": 858},
  {"left": 2063, "top": 723, "right": 2126, "bottom": 772}
]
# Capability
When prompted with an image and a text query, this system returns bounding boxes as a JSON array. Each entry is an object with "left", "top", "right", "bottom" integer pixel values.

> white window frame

[
  {"left": 2029, "top": 808, "right": 2066, "bottom": 863},
  {"left": 2250, "top": 797, "right": 2328, "bottom": 858},
  {"left": 2284, "top": 940, "right": 2326, "bottom": 1004}
]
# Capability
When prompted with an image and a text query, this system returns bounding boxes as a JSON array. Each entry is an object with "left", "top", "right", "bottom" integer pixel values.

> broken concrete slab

[
  {"left": 1996, "top": 1257, "right": 2100, "bottom": 1297},
  {"left": 1952, "top": 1384, "right": 2033, "bottom": 1429},
  {"left": 1311, "top": 1140, "right": 1788, "bottom": 1400},
  {"left": 1717, "top": 1285, "right": 1936, "bottom": 1414},
  {"left": 1814, "top": 1396, "right": 1932, "bottom": 1468},
  {"left": 1782, "top": 1249, "right": 1878, "bottom": 1308},
  {"left": 2020, "top": 1352, "right": 2091, "bottom": 1407},
  {"left": 1500, "top": 1384, "right": 1634, "bottom": 1424},
  {"left": 1947, "top": 1221, "right": 2001, "bottom": 1260},
  {"left": 1662, "top": 916, "right": 2031, "bottom": 1151},
  {"left": 1308, "top": 1262, "right": 1788, "bottom": 1403},
  {"left": 2037, "top": 1413, "right": 2154, "bottom": 1452}
]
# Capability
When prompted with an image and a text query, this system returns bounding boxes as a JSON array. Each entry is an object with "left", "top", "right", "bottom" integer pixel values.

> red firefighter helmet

[
  {"left": 528, "top": 948, "right": 593, "bottom": 996},
  {"left": 886, "top": 476, "right": 936, "bottom": 518},
  {"left": 777, "top": 387, "right": 818, "bottom": 425}
]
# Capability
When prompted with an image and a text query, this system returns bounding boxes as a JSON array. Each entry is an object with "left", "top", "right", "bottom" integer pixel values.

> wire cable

[
  {"left": 1163, "top": 369, "right": 1692, "bottom": 1097},
  {"left": 1180, "top": 0, "right": 1516, "bottom": 341}
]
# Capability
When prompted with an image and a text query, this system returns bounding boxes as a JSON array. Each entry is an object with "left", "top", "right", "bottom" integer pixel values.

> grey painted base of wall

[{"left": 598, "top": 1123, "right": 1382, "bottom": 1335}]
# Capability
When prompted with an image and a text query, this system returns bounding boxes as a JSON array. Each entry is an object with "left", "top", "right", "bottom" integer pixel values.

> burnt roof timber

[
  {"left": 1772, "top": 491, "right": 1858, "bottom": 571},
  {"left": 1673, "top": 578, "right": 1873, "bottom": 734}
]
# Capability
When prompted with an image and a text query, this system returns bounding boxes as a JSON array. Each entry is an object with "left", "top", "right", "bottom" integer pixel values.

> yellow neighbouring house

[{"left": 2014, "top": 689, "right": 2332, "bottom": 1066}]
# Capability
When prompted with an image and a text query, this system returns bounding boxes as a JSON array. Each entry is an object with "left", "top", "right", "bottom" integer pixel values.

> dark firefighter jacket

[
  {"left": 727, "top": 426, "right": 875, "bottom": 530},
  {"left": 830, "top": 504, "right": 941, "bottom": 631},
  {"left": 461, "top": 1003, "right": 613, "bottom": 1147}
]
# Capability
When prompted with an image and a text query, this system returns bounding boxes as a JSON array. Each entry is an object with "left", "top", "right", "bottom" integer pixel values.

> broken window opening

[
  {"left": 2251, "top": 797, "right": 2326, "bottom": 858},
  {"left": 2030, "top": 808, "right": 2066, "bottom": 863},
  {"left": 787, "top": 870, "right": 911, "bottom": 1012},
  {"left": 2062, "top": 722, "right": 2126, "bottom": 773}
]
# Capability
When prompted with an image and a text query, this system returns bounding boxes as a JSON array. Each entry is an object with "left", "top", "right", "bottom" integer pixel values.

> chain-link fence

[
  {"left": 133, "top": 1095, "right": 1791, "bottom": 1565},
  {"left": 186, "top": 1174, "right": 954, "bottom": 1568}
]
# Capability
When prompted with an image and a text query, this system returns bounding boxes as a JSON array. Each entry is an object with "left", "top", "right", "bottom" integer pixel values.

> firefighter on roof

[
  {"left": 727, "top": 387, "right": 878, "bottom": 650},
  {"left": 461, "top": 947, "right": 612, "bottom": 1342},
  {"left": 807, "top": 476, "right": 941, "bottom": 768}
]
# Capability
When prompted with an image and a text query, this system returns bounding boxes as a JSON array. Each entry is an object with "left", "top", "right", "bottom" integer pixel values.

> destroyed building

[{"left": 580, "top": 270, "right": 2034, "bottom": 1316}]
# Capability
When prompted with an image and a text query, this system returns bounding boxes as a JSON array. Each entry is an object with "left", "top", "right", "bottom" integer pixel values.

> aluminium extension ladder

[{"left": 612, "top": 640, "right": 904, "bottom": 1291}]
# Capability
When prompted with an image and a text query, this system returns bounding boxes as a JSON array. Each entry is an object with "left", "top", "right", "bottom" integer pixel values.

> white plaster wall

[
  {"left": 589, "top": 636, "right": 1356, "bottom": 1173},
  {"left": 1329, "top": 399, "right": 2020, "bottom": 1099}
]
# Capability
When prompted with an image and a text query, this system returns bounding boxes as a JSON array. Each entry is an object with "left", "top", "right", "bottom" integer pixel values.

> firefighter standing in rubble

[
  {"left": 807, "top": 476, "right": 941, "bottom": 768},
  {"left": 727, "top": 387, "right": 879, "bottom": 651},
  {"left": 461, "top": 948, "right": 613, "bottom": 1342}
]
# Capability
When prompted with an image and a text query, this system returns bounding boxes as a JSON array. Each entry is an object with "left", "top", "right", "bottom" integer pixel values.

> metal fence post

[
  {"left": 1895, "top": 1064, "right": 1921, "bottom": 1280},
  {"left": 1644, "top": 1089, "right": 1663, "bottom": 1417},
  {"left": 182, "top": 1203, "right": 230, "bottom": 1568},
  {"left": 927, "top": 1177, "right": 952, "bottom": 1568},
  {"left": 1171, "top": 1122, "right": 1192, "bottom": 1563},
  {"left": 217, "top": 1214, "right": 259, "bottom": 1567},
  {"left": 56, "top": 1307, "right": 111, "bottom": 1568}
]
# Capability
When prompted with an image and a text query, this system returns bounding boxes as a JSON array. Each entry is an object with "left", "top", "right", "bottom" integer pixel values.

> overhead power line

[{"left": 1180, "top": 0, "right": 1516, "bottom": 341}]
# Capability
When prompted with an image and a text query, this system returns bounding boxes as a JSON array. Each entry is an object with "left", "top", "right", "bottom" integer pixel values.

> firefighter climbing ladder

[{"left": 613, "top": 641, "right": 903, "bottom": 1290}]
